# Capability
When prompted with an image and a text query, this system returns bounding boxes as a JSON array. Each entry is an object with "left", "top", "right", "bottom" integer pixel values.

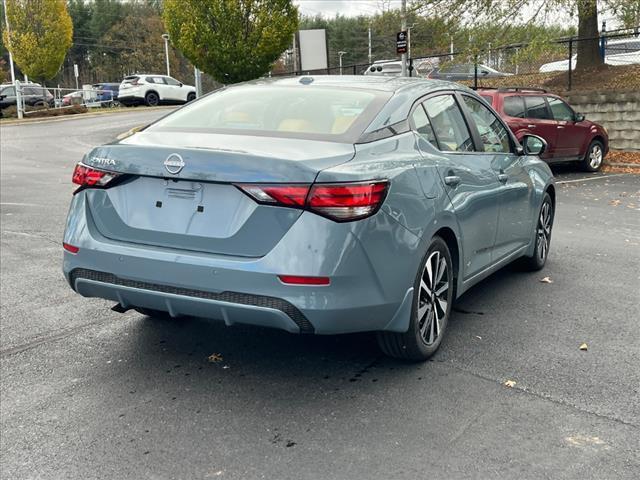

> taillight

[
  {"left": 72, "top": 163, "right": 121, "bottom": 191},
  {"left": 237, "top": 184, "right": 308, "bottom": 207},
  {"left": 235, "top": 181, "right": 388, "bottom": 222},
  {"left": 308, "top": 182, "right": 388, "bottom": 221}
]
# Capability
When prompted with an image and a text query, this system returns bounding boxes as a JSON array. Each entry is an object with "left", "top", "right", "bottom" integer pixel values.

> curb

[{"left": 0, "top": 106, "right": 174, "bottom": 126}]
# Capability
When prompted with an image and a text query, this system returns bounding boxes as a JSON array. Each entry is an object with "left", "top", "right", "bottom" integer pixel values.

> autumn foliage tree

[
  {"left": 2, "top": 0, "right": 73, "bottom": 83},
  {"left": 163, "top": 0, "right": 299, "bottom": 84}
]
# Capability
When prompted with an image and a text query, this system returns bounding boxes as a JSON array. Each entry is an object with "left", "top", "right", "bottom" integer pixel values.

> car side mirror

[
  {"left": 0, "top": 95, "right": 5, "bottom": 100},
  {"left": 179, "top": 82, "right": 183, "bottom": 87},
  {"left": 574, "top": 113, "right": 585, "bottom": 122},
  {"left": 521, "top": 134, "right": 547, "bottom": 156},
  {"left": 481, "top": 70, "right": 489, "bottom": 76}
]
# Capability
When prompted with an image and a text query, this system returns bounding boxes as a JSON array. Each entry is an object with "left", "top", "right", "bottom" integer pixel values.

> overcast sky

[
  {"left": 293, "top": 0, "right": 403, "bottom": 18},
  {"left": 292, "top": 0, "right": 621, "bottom": 28}
]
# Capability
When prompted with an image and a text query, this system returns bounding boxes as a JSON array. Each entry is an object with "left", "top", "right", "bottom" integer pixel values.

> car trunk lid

[{"left": 82, "top": 131, "right": 355, "bottom": 257}]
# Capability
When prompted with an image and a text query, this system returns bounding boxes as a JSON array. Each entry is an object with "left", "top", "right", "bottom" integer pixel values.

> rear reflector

[
  {"left": 63, "top": 242, "right": 79, "bottom": 254},
  {"left": 72, "top": 163, "right": 121, "bottom": 191},
  {"left": 236, "top": 181, "right": 388, "bottom": 222},
  {"left": 278, "top": 275, "right": 330, "bottom": 286}
]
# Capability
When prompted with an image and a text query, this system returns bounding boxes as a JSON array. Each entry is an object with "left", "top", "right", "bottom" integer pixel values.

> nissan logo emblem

[{"left": 164, "top": 153, "right": 185, "bottom": 174}]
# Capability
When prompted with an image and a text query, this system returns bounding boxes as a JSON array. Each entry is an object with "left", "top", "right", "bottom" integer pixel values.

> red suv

[{"left": 478, "top": 88, "right": 608, "bottom": 171}]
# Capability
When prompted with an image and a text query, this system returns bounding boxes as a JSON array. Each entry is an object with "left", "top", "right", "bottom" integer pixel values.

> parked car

[
  {"left": 363, "top": 59, "right": 438, "bottom": 77},
  {"left": 63, "top": 76, "right": 555, "bottom": 361},
  {"left": 478, "top": 87, "right": 608, "bottom": 171},
  {"left": 93, "top": 82, "right": 120, "bottom": 105},
  {"left": 425, "top": 63, "right": 513, "bottom": 80},
  {"left": 539, "top": 37, "right": 640, "bottom": 72},
  {"left": 61, "top": 90, "right": 84, "bottom": 106},
  {"left": 118, "top": 74, "right": 196, "bottom": 106},
  {"left": 0, "top": 83, "right": 54, "bottom": 110}
]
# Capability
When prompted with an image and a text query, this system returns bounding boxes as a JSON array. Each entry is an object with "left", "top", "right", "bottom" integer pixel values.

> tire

[
  {"left": 582, "top": 140, "right": 604, "bottom": 172},
  {"left": 187, "top": 92, "right": 196, "bottom": 102},
  {"left": 377, "top": 236, "right": 454, "bottom": 361},
  {"left": 520, "top": 192, "right": 554, "bottom": 271},
  {"left": 134, "top": 307, "right": 178, "bottom": 319},
  {"left": 145, "top": 92, "right": 159, "bottom": 107}
]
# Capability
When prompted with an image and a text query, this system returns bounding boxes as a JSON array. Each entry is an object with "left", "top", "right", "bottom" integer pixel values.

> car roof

[{"left": 241, "top": 75, "right": 469, "bottom": 94}]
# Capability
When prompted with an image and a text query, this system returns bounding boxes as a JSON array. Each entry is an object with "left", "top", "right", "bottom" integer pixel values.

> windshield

[{"left": 148, "top": 85, "right": 391, "bottom": 143}]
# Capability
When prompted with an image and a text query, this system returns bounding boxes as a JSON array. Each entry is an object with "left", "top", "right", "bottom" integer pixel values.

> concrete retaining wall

[{"left": 564, "top": 91, "right": 640, "bottom": 152}]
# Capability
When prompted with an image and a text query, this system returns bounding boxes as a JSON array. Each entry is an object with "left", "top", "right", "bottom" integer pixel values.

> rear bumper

[
  {"left": 63, "top": 192, "right": 420, "bottom": 335},
  {"left": 70, "top": 268, "right": 309, "bottom": 333}
]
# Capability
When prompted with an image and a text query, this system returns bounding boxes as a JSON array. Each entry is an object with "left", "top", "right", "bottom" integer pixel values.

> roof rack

[{"left": 474, "top": 86, "right": 548, "bottom": 93}]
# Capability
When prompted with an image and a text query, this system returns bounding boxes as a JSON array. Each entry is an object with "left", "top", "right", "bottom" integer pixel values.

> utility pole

[
  {"left": 194, "top": 67, "right": 202, "bottom": 98},
  {"left": 407, "top": 23, "right": 416, "bottom": 62},
  {"left": 2, "top": 0, "right": 16, "bottom": 84},
  {"left": 368, "top": 24, "right": 372, "bottom": 65},
  {"left": 338, "top": 51, "right": 347, "bottom": 75},
  {"left": 401, "top": 0, "right": 407, "bottom": 76},
  {"left": 292, "top": 32, "right": 298, "bottom": 74},
  {"left": 161, "top": 33, "right": 171, "bottom": 76}
]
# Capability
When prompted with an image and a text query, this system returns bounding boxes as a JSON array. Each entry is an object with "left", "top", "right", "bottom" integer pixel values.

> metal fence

[
  {"left": 275, "top": 28, "right": 640, "bottom": 92},
  {"left": 3, "top": 81, "right": 123, "bottom": 119}
]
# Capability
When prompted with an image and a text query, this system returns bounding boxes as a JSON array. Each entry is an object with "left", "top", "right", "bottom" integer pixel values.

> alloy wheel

[
  {"left": 417, "top": 250, "right": 450, "bottom": 345},
  {"left": 536, "top": 200, "right": 552, "bottom": 262},
  {"left": 589, "top": 144, "right": 603, "bottom": 170}
]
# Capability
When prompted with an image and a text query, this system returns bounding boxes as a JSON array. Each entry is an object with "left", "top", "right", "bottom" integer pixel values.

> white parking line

[
  {"left": 0, "top": 202, "right": 44, "bottom": 207},
  {"left": 556, "top": 174, "right": 628, "bottom": 184}
]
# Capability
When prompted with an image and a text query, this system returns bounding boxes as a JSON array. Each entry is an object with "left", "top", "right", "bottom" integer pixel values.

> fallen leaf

[
  {"left": 579, "top": 343, "right": 588, "bottom": 351},
  {"left": 207, "top": 353, "right": 223, "bottom": 363},
  {"left": 504, "top": 380, "right": 516, "bottom": 388},
  {"left": 539, "top": 277, "right": 553, "bottom": 284}
]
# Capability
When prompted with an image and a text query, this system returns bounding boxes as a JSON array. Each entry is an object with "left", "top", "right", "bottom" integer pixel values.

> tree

[
  {"left": 2, "top": 0, "right": 73, "bottom": 83},
  {"left": 163, "top": 0, "right": 298, "bottom": 84},
  {"left": 412, "top": 0, "right": 638, "bottom": 70}
]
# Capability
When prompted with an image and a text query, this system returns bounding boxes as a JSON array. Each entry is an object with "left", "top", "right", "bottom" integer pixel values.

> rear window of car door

[
  {"left": 410, "top": 104, "right": 438, "bottom": 146},
  {"left": 1, "top": 87, "right": 16, "bottom": 96},
  {"left": 503, "top": 96, "right": 525, "bottom": 118},
  {"left": 462, "top": 95, "right": 511, "bottom": 153},
  {"left": 422, "top": 94, "right": 474, "bottom": 152},
  {"left": 524, "top": 96, "right": 551, "bottom": 119},
  {"left": 547, "top": 97, "right": 574, "bottom": 121}
]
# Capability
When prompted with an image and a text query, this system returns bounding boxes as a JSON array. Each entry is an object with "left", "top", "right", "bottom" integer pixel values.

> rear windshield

[{"left": 148, "top": 85, "right": 391, "bottom": 143}]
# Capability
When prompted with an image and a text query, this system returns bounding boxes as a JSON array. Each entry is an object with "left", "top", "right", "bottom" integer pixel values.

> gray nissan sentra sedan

[{"left": 63, "top": 76, "right": 555, "bottom": 361}]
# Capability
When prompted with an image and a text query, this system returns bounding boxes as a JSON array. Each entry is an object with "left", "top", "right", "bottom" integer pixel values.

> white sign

[
  {"left": 298, "top": 29, "right": 328, "bottom": 71},
  {"left": 73, "top": 63, "right": 79, "bottom": 78}
]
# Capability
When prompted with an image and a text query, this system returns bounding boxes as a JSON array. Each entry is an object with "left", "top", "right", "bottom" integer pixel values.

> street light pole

[
  {"left": 400, "top": 0, "right": 407, "bottom": 77},
  {"left": 368, "top": 24, "right": 372, "bottom": 65},
  {"left": 161, "top": 33, "right": 171, "bottom": 76},
  {"left": 2, "top": 0, "right": 16, "bottom": 84},
  {"left": 338, "top": 51, "right": 347, "bottom": 75}
]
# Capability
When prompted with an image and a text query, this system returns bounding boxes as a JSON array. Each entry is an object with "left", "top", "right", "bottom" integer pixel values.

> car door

[
  {"left": 547, "top": 96, "right": 585, "bottom": 158},
  {"left": 460, "top": 93, "right": 535, "bottom": 261},
  {"left": 0, "top": 86, "right": 16, "bottom": 108},
  {"left": 523, "top": 95, "right": 558, "bottom": 158},
  {"left": 148, "top": 76, "right": 170, "bottom": 100},
  {"left": 163, "top": 76, "right": 185, "bottom": 101},
  {"left": 420, "top": 93, "right": 502, "bottom": 280}
]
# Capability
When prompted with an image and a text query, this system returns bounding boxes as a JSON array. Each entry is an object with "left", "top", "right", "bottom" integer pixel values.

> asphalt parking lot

[{"left": 1, "top": 110, "right": 639, "bottom": 479}]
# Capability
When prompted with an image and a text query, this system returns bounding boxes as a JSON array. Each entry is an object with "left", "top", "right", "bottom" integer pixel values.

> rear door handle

[
  {"left": 444, "top": 175, "right": 461, "bottom": 187},
  {"left": 498, "top": 173, "right": 509, "bottom": 183},
  {"left": 557, "top": 125, "right": 565, "bottom": 129},
  {"left": 527, "top": 124, "right": 536, "bottom": 128}
]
